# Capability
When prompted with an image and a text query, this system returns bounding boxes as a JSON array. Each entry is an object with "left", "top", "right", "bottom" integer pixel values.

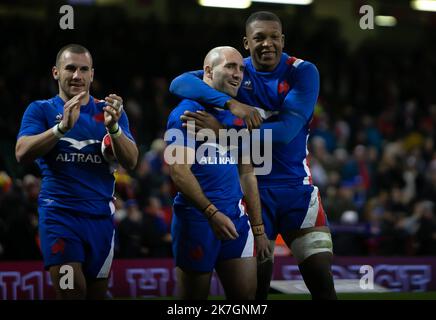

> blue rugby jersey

[
  {"left": 169, "top": 53, "right": 320, "bottom": 187},
  {"left": 166, "top": 99, "right": 244, "bottom": 219},
  {"left": 17, "top": 95, "right": 135, "bottom": 216}
]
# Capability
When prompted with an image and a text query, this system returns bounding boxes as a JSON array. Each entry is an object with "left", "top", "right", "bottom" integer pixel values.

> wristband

[
  {"left": 108, "top": 123, "right": 119, "bottom": 134},
  {"left": 202, "top": 203, "right": 213, "bottom": 213},
  {"left": 58, "top": 122, "right": 67, "bottom": 134},
  {"left": 252, "top": 223, "right": 265, "bottom": 237},
  {"left": 108, "top": 123, "right": 122, "bottom": 138},
  {"left": 204, "top": 203, "right": 218, "bottom": 220},
  {"left": 52, "top": 123, "right": 66, "bottom": 138},
  {"left": 207, "top": 209, "right": 219, "bottom": 220}
]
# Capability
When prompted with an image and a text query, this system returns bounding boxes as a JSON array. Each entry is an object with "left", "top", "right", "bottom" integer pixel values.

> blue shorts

[
  {"left": 260, "top": 185, "right": 329, "bottom": 240},
  {"left": 38, "top": 207, "right": 115, "bottom": 279},
  {"left": 171, "top": 200, "right": 254, "bottom": 273}
]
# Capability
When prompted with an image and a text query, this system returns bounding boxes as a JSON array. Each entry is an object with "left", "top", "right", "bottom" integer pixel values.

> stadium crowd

[{"left": 0, "top": 8, "right": 435, "bottom": 260}]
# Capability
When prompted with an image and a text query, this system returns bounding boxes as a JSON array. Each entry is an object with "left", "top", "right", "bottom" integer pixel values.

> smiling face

[
  {"left": 204, "top": 47, "right": 244, "bottom": 97},
  {"left": 244, "top": 20, "right": 284, "bottom": 72},
  {"left": 52, "top": 50, "right": 94, "bottom": 102}
]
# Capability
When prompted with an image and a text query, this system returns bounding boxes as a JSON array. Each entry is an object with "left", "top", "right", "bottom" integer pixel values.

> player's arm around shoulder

[
  {"left": 293, "top": 60, "right": 320, "bottom": 95},
  {"left": 273, "top": 60, "right": 320, "bottom": 138},
  {"left": 238, "top": 161, "right": 271, "bottom": 260}
]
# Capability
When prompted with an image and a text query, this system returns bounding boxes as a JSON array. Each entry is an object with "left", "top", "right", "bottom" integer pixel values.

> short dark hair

[
  {"left": 55, "top": 44, "right": 93, "bottom": 67},
  {"left": 245, "top": 11, "right": 282, "bottom": 33}
]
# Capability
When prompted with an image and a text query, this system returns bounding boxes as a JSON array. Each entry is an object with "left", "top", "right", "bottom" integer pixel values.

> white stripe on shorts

[
  {"left": 97, "top": 230, "right": 115, "bottom": 278},
  {"left": 241, "top": 223, "right": 254, "bottom": 257},
  {"left": 300, "top": 186, "right": 320, "bottom": 229},
  {"left": 238, "top": 199, "right": 246, "bottom": 217}
]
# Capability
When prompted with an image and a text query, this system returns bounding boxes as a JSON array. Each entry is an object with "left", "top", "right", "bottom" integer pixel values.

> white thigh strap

[{"left": 290, "top": 231, "right": 333, "bottom": 264}]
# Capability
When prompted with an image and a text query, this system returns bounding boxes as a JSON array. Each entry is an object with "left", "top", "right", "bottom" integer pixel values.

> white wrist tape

[
  {"left": 52, "top": 123, "right": 65, "bottom": 138},
  {"left": 108, "top": 123, "right": 122, "bottom": 138}
]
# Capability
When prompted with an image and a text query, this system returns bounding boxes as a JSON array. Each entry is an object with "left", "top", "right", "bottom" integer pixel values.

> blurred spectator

[
  {"left": 116, "top": 198, "right": 172, "bottom": 258},
  {"left": 324, "top": 182, "right": 358, "bottom": 222},
  {"left": 417, "top": 159, "right": 436, "bottom": 201},
  {"left": 414, "top": 201, "right": 436, "bottom": 255},
  {"left": 142, "top": 196, "right": 172, "bottom": 258},
  {"left": 332, "top": 210, "right": 368, "bottom": 256},
  {"left": 0, "top": 178, "right": 41, "bottom": 260},
  {"left": 114, "top": 167, "right": 136, "bottom": 200},
  {"left": 116, "top": 199, "right": 150, "bottom": 258},
  {"left": 133, "top": 155, "right": 168, "bottom": 208},
  {"left": 113, "top": 196, "right": 127, "bottom": 225},
  {"left": 145, "top": 138, "right": 167, "bottom": 175}
]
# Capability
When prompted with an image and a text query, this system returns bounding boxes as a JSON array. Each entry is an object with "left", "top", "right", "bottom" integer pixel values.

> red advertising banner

[{"left": 1, "top": 257, "right": 435, "bottom": 300}]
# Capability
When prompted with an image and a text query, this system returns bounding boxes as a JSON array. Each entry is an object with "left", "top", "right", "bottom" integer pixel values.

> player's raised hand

[
  {"left": 181, "top": 110, "right": 224, "bottom": 136},
  {"left": 226, "top": 99, "right": 263, "bottom": 130},
  {"left": 255, "top": 233, "right": 272, "bottom": 262},
  {"left": 61, "top": 91, "right": 86, "bottom": 131},
  {"left": 209, "top": 211, "right": 239, "bottom": 240},
  {"left": 104, "top": 94, "right": 124, "bottom": 129}
]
